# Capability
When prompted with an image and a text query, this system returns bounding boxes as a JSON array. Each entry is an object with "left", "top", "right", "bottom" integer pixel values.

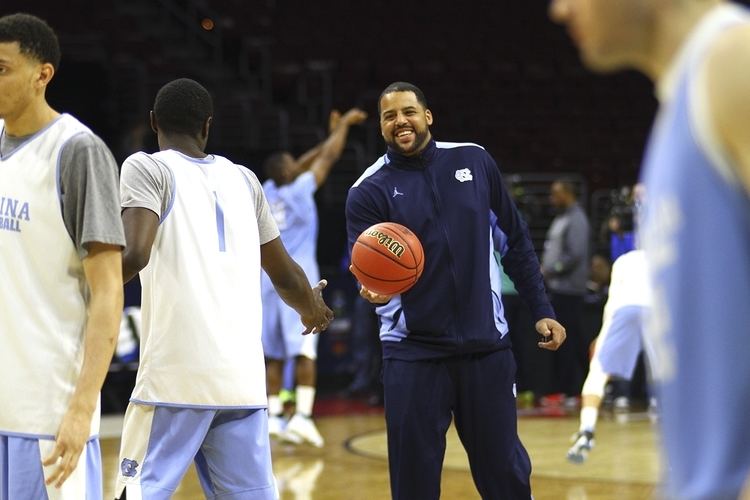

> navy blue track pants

[{"left": 383, "top": 348, "right": 532, "bottom": 500}]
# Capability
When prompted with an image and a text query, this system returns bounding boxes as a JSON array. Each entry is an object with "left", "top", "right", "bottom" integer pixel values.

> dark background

[
  {"left": 16, "top": 0, "right": 750, "bottom": 286},
  {"left": 5, "top": 0, "right": 665, "bottom": 272}
]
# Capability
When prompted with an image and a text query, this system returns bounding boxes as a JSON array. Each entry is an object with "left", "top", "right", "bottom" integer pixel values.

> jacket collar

[{"left": 385, "top": 139, "right": 437, "bottom": 169}]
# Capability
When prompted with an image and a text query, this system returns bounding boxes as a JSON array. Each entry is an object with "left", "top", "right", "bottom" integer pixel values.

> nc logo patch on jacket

[{"left": 455, "top": 168, "right": 473, "bottom": 182}]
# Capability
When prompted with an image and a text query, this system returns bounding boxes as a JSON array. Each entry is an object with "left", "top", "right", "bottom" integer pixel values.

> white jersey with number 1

[{"left": 129, "top": 150, "right": 273, "bottom": 408}]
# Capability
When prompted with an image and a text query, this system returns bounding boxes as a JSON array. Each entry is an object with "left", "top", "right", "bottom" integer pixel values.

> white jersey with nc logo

[{"left": 131, "top": 150, "right": 268, "bottom": 408}]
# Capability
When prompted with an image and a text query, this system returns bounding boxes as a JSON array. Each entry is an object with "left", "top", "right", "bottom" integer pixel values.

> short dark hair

[
  {"left": 378, "top": 81, "right": 428, "bottom": 114},
  {"left": 0, "top": 13, "right": 61, "bottom": 69},
  {"left": 153, "top": 78, "right": 213, "bottom": 135},
  {"left": 263, "top": 151, "right": 290, "bottom": 183}
]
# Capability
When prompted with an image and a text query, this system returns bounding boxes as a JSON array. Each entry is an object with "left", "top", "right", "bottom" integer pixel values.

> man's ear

[
  {"left": 35, "top": 62, "right": 55, "bottom": 90},
  {"left": 202, "top": 116, "right": 212, "bottom": 139},
  {"left": 149, "top": 111, "right": 158, "bottom": 134}
]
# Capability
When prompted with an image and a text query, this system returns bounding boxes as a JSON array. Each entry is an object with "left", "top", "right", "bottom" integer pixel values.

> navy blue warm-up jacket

[{"left": 345, "top": 139, "right": 554, "bottom": 361}]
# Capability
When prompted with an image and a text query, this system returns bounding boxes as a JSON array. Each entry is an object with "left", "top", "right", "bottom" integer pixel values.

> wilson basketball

[{"left": 351, "top": 222, "right": 424, "bottom": 296}]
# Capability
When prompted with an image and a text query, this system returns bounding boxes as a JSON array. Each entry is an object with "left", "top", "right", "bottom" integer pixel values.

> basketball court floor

[{"left": 100, "top": 408, "right": 660, "bottom": 499}]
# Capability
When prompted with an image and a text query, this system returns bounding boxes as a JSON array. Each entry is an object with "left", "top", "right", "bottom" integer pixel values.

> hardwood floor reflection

[{"left": 101, "top": 412, "right": 659, "bottom": 499}]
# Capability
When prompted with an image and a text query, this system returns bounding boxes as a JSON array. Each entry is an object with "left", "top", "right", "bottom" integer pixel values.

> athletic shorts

[
  {"left": 594, "top": 305, "right": 646, "bottom": 379},
  {"left": 114, "top": 404, "right": 276, "bottom": 500},
  {"left": 0, "top": 433, "right": 102, "bottom": 500},
  {"left": 261, "top": 292, "right": 318, "bottom": 360}
]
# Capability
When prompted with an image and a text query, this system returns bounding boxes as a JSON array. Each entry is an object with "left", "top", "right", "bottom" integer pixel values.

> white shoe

[
  {"left": 648, "top": 398, "right": 659, "bottom": 423},
  {"left": 284, "top": 414, "right": 324, "bottom": 448},
  {"left": 268, "top": 415, "right": 286, "bottom": 439},
  {"left": 280, "top": 429, "right": 303, "bottom": 445},
  {"left": 613, "top": 396, "right": 630, "bottom": 413},
  {"left": 566, "top": 430, "right": 595, "bottom": 464}
]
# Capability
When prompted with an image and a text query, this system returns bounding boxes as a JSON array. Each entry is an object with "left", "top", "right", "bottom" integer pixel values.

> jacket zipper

[{"left": 423, "top": 157, "right": 463, "bottom": 350}]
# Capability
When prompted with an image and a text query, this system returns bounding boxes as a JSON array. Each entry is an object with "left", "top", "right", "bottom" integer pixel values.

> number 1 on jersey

[{"left": 214, "top": 191, "right": 226, "bottom": 252}]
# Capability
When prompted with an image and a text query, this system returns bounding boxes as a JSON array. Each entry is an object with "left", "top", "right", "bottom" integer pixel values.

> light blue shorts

[
  {"left": 595, "top": 305, "right": 646, "bottom": 379},
  {"left": 115, "top": 405, "right": 275, "bottom": 500},
  {"left": 0, "top": 433, "right": 102, "bottom": 499}
]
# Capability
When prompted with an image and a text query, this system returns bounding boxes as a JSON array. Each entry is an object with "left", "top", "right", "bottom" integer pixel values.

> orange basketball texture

[{"left": 351, "top": 222, "right": 425, "bottom": 296}]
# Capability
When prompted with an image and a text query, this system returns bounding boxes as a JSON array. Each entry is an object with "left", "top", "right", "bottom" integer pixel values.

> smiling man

[
  {"left": 550, "top": 1, "right": 750, "bottom": 498},
  {"left": 345, "top": 81, "right": 566, "bottom": 500}
]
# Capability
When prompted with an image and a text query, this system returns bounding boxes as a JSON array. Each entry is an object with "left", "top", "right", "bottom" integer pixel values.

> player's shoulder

[
  {"left": 210, "top": 154, "right": 257, "bottom": 179},
  {"left": 434, "top": 141, "right": 485, "bottom": 152},
  {"left": 294, "top": 169, "right": 316, "bottom": 185},
  {"left": 613, "top": 249, "right": 646, "bottom": 269},
  {"left": 351, "top": 154, "right": 389, "bottom": 189},
  {"left": 282, "top": 170, "right": 316, "bottom": 196},
  {"left": 214, "top": 158, "right": 269, "bottom": 198},
  {"left": 209, "top": 152, "right": 237, "bottom": 167},
  {"left": 59, "top": 113, "right": 94, "bottom": 134},
  {"left": 435, "top": 141, "right": 492, "bottom": 166},
  {"left": 233, "top": 162, "right": 264, "bottom": 190},
  {"left": 55, "top": 117, "right": 118, "bottom": 179},
  {"left": 58, "top": 115, "right": 108, "bottom": 151},
  {"left": 124, "top": 151, "right": 165, "bottom": 170},
  {"left": 238, "top": 164, "right": 262, "bottom": 184}
]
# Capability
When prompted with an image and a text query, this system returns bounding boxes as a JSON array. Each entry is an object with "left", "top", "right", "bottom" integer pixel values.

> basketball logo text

[
  {"left": 364, "top": 230, "right": 405, "bottom": 258},
  {"left": 0, "top": 196, "right": 30, "bottom": 233}
]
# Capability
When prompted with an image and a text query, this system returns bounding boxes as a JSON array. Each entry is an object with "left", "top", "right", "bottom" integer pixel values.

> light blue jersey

[
  {"left": 261, "top": 171, "right": 321, "bottom": 357},
  {"left": 262, "top": 171, "right": 320, "bottom": 278},
  {"left": 640, "top": 5, "right": 750, "bottom": 499}
]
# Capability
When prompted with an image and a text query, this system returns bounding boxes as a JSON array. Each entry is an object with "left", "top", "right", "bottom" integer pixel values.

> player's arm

[
  {"left": 260, "top": 237, "right": 333, "bottom": 334},
  {"left": 42, "top": 134, "right": 125, "bottom": 487},
  {"left": 295, "top": 144, "right": 323, "bottom": 173},
  {"left": 119, "top": 154, "right": 171, "bottom": 283},
  {"left": 304, "top": 108, "right": 367, "bottom": 187},
  {"left": 706, "top": 25, "right": 750, "bottom": 195},
  {"left": 294, "top": 109, "right": 343, "bottom": 171},
  {"left": 43, "top": 243, "right": 123, "bottom": 487},
  {"left": 121, "top": 208, "right": 159, "bottom": 283}
]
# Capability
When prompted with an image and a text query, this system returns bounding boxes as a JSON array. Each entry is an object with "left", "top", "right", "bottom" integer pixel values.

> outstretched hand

[
  {"left": 330, "top": 108, "right": 367, "bottom": 132},
  {"left": 535, "top": 318, "right": 566, "bottom": 350},
  {"left": 341, "top": 107, "right": 368, "bottom": 126},
  {"left": 301, "top": 279, "right": 334, "bottom": 335}
]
